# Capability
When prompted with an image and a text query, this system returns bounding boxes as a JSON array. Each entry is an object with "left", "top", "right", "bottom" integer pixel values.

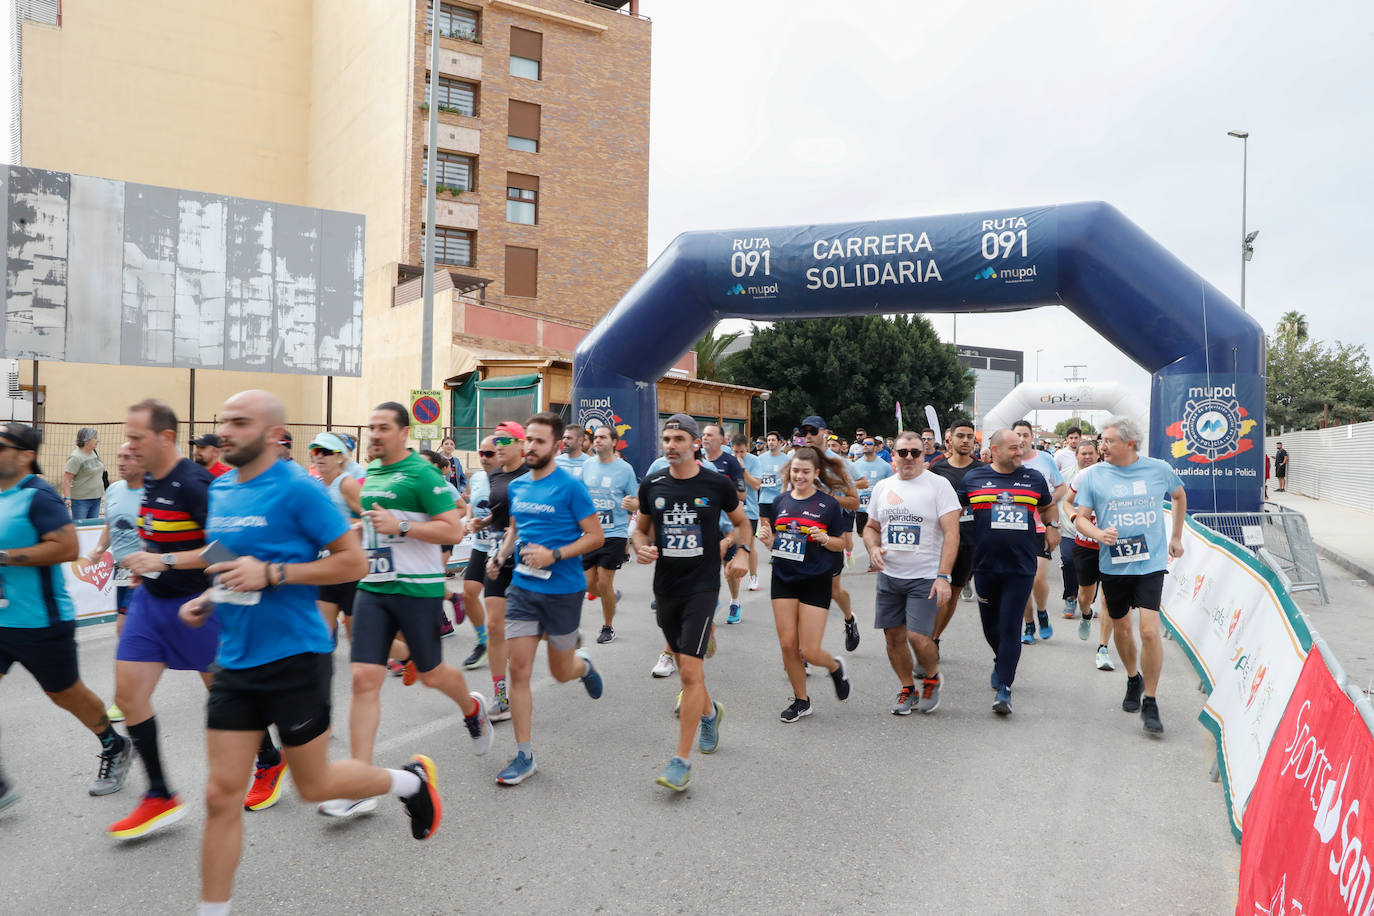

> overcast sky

[{"left": 646, "top": 0, "right": 1374, "bottom": 425}]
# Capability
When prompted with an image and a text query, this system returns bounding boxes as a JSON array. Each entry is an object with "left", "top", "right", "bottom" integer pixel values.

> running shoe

[
  {"left": 779, "top": 697, "right": 812, "bottom": 723},
  {"left": 706, "top": 628, "right": 717, "bottom": 659},
  {"left": 243, "top": 758, "right": 289, "bottom": 811},
  {"left": 651, "top": 652, "right": 676, "bottom": 678},
  {"left": 961, "top": 584, "right": 973, "bottom": 601},
  {"left": 673, "top": 690, "right": 682, "bottom": 718},
  {"left": 489, "top": 698, "right": 511, "bottom": 723},
  {"left": 614, "top": 589, "right": 623, "bottom": 602},
  {"left": 496, "top": 751, "right": 537, "bottom": 786},
  {"left": 449, "top": 594, "right": 465, "bottom": 626},
  {"left": 844, "top": 548, "right": 853, "bottom": 569},
  {"left": 1021, "top": 623, "right": 1035, "bottom": 645},
  {"left": 586, "top": 592, "right": 596, "bottom": 601},
  {"left": 0, "top": 777, "right": 18, "bottom": 814},
  {"left": 830, "top": 657, "right": 851, "bottom": 701},
  {"left": 844, "top": 616, "right": 861, "bottom": 652},
  {"left": 1061, "top": 598, "right": 1078, "bottom": 619},
  {"left": 1141, "top": 696, "right": 1164, "bottom": 735},
  {"left": 402, "top": 659, "right": 418, "bottom": 686},
  {"left": 387, "top": 659, "right": 405, "bottom": 677},
  {"left": 890, "top": 685, "right": 917, "bottom": 716},
  {"left": 747, "top": 574, "right": 760, "bottom": 592},
  {"left": 465, "top": 692, "right": 492, "bottom": 756},
  {"left": 726, "top": 602, "right": 741, "bottom": 625},
  {"left": 1036, "top": 610, "right": 1053, "bottom": 640},
  {"left": 596, "top": 625, "right": 616, "bottom": 644},
  {"left": 400, "top": 755, "right": 441, "bottom": 839},
  {"left": 575, "top": 649, "right": 603, "bottom": 699},
  {"left": 655, "top": 756, "right": 691, "bottom": 792},
  {"left": 439, "top": 614, "right": 455, "bottom": 639},
  {"left": 698, "top": 701, "right": 724, "bottom": 754},
  {"left": 89, "top": 739, "right": 133, "bottom": 796},
  {"left": 992, "top": 685, "right": 1013, "bottom": 716},
  {"left": 317, "top": 797, "right": 379, "bottom": 818},
  {"left": 919, "top": 674, "right": 942, "bottom": 714},
  {"left": 1122, "top": 673, "right": 1144, "bottom": 713},
  {"left": 651, "top": 598, "right": 658, "bottom": 610},
  {"left": 1078, "top": 614, "right": 1092, "bottom": 641},
  {"left": 1095, "top": 646, "right": 1115, "bottom": 671},
  {"left": 107, "top": 704, "right": 125, "bottom": 723},
  {"left": 107, "top": 793, "right": 186, "bottom": 839},
  {"left": 463, "top": 643, "right": 488, "bottom": 670}
]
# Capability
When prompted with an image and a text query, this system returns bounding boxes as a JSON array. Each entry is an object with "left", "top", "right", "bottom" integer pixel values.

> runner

[
  {"left": 419, "top": 448, "right": 465, "bottom": 638},
  {"left": 85, "top": 440, "right": 145, "bottom": 722},
  {"left": 958, "top": 429, "right": 1059, "bottom": 716},
  {"left": 729, "top": 434, "right": 762, "bottom": 604},
  {"left": 182, "top": 390, "right": 449, "bottom": 915},
  {"left": 487, "top": 412, "right": 606, "bottom": 786},
  {"left": 321, "top": 401, "right": 492, "bottom": 818},
  {"left": 849, "top": 434, "right": 894, "bottom": 572},
  {"left": 700, "top": 424, "right": 747, "bottom": 623},
  {"left": 0, "top": 421, "right": 131, "bottom": 810},
  {"left": 920, "top": 428, "right": 945, "bottom": 465},
  {"left": 799, "top": 417, "right": 861, "bottom": 651},
  {"left": 847, "top": 429, "right": 867, "bottom": 460},
  {"left": 760, "top": 445, "right": 852, "bottom": 722},
  {"left": 555, "top": 424, "right": 591, "bottom": 481},
  {"left": 192, "top": 434, "right": 232, "bottom": 477},
  {"left": 634, "top": 415, "right": 750, "bottom": 790},
  {"left": 1071, "top": 416, "right": 1185, "bottom": 735},
  {"left": 459, "top": 436, "right": 498, "bottom": 670},
  {"left": 1054, "top": 426, "right": 1082, "bottom": 477},
  {"left": 1011, "top": 419, "right": 1065, "bottom": 644},
  {"left": 923, "top": 417, "right": 982, "bottom": 646},
  {"left": 862, "top": 431, "right": 960, "bottom": 715},
  {"left": 478, "top": 422, "right": 530, "bottom": 721},
  {"left": 755, "top": 432, "right": 789, "bottom": 539},
  {"left": 309, "top": 432, "right": 362, "bottom": 642},
  {"left": 584, "top": 424, "right": 638, "bottom": 643},
  {"left": 1064, "top": 439, "right": 1114, "bottom": 669}
]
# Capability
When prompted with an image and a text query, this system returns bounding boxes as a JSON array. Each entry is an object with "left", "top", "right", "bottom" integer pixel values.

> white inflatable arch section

[{"left": 980, "top": 381, "right": 1150, "bottom": 447}]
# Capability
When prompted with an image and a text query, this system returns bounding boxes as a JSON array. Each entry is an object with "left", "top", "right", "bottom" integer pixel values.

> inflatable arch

[
  {"left": 979, "top": 381, "right": 1150, "bottom": 442},
  {"left": 572, "top": 202, "right": 1265, "bottom": 512}
]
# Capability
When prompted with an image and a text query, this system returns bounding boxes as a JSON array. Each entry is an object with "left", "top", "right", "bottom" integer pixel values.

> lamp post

[
  {"left": 760, "top": 390, "right": 770, "bottom": 437},
  {"left": 1227, "top": 129, "right": 1255, "bottom": 311}
]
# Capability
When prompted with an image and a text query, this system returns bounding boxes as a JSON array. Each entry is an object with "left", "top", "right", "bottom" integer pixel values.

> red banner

[{"left": 1238, "top": 647, "right": 1374, "bottom": 915}]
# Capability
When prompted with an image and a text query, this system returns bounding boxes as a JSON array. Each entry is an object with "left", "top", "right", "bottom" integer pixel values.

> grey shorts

[
  {"left": 504, "top": 586, "right": 583, "bottom": 651},
  {"left": 873, "top": 574, "right": 939, "bottom": 636}
]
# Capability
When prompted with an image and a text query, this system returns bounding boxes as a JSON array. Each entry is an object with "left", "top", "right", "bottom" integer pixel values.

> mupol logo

[
  {"left": 973, "top": 266, "right": 997, "bottom": 281},
  {"left": 726, "top": 283, "right": 746, "bottom": 296}
]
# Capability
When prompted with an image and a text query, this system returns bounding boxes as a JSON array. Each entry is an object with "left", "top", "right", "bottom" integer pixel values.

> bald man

[{"left": 183, "top": 390, "right": 449, "bottom": 913}]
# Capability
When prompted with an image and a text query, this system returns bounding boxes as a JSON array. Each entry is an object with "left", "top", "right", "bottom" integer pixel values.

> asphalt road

[{"left": 0, "top": 548, "right": 1240, "bottom": 914}]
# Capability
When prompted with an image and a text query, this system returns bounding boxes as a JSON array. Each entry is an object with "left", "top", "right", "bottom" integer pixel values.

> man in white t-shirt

[
  {"left": 1054, "top": 427, "right": 1082, "bottom": 477},
  {"left": 862, "top": 431, "right": 961, "bottom": 716}
]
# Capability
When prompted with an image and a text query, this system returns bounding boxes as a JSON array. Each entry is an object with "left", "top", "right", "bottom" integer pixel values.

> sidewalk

[{"left": 1269, "top": 489, "right": 1374, "bottom": 581}]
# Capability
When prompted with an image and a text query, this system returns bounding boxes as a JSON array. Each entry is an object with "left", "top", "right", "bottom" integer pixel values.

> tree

[
  {"left": 718, "top": 315, "right": 973, "bottom": 436},
  {"left": 1276, "top": 310, "right": 1309, "bottom": 343},
  {"left": 1053, "top": 417, "right": 1097, "bottom": 436},
  {"left": 692, "top": 324, "right": 742, "bottom": 381},
  {"left": 1267, "top": 330, "right": 1374, "bottom": 430}
]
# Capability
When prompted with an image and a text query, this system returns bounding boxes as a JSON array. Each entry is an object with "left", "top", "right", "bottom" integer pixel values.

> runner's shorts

[
  {"left": 117, "top": 588, "right": 221, "bottom": 672},
  {"left": 655, "top": 590, "right": 718, "bottom": 659},
  {"left": 950, "top": 540, "right": 974, "bottom": 590},
  {"left": 1073, "top": 546, "right": 1102, "bottom": 588},
  {"left": 582, "top": 537, "right": 627, "bottom": 571},
  {"left": 207, "top": 652, "right": 332, "bottom": 746},
  {"left": 465, "top": 548, "right": 488, "bottom": 583},
  {"left": 1099, "top": 570, "right": 1166, "bottom": 620},
  {"left": 351, "top": 590, "right": 445, "bottom": 672},
  {"left": 484, "top": 552, "right": 514, "bottom": 599},
  {"left": 873, "top": 574, "right": 938, "bottom": 636},
  {"left": 504, "top": 586, "right": 582, "bottom": 650},
  {"left": 0, "top": 620, "right": 80, "bottom": 692},
  {"left": 771, "top": 570, "right": 832, "bottom": 609},
  {"left": 318, "top": 580, "right": 358, "bottom": 616}
]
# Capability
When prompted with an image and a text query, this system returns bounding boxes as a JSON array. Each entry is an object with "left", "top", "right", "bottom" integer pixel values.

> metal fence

[
  {"left": 1194, "top": 502, "right": 1329, "bottom": 604},
  {"left": 1265, "top": 424, "right": 1374, "bottom": 512}
]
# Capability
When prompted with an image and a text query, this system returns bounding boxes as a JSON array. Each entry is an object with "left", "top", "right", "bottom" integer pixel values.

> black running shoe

[
  {"left": 400, "top": 755, "right": 441, "bottom": 840},
  {"left": 1122, "top": 673, "right": 1144, "bottom": 713},
  {"left": 596, "top": 625, "right": 615, "bottom": 644},
  {"left": 1141, "top": 696, "right": 1164, "bottom": 735},
  {"left": 843, "top": 617, "right": 860, "bottom": 652},
  {"left": 462, "top": 643, "right": 488, "bottom": 670},
  {"left": 830, "top": 657, "right": 851, "bottom": 701},
  {"left": 779, "top": 697, "right": 812, "bottom": 723}
]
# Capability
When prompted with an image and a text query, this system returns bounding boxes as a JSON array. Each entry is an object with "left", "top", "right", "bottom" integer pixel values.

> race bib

[
  {"left": 885, "top": 523, "right": 921, "bottom": 551},
  {"left": 209, "top": 578, "right": 261, "bottom": 606},
  {"left": 662, "top": 524, "right": 703, "bottom": 558},
  {"left": 597, "top": 509, "right": 614, "bottom": 527},
  {"left": 760, "top": 474, "right": 778, "bottom": 489},
  {"left": 515, "top": 542, "right": 553, "bottom": 580},
  {"left": 773, "top": 531, "right": 807, "bottom": 562},
  {"left": 858, "top": 490, "right": 871, "bottom": 510},
  {"left": 1109, "top": 535, "right": 1150, "bottom": 564},
  {"left": 990, "top": 505, "right": 1027, "bottom": 530},
  {"left": 473, "top": 526, "right": 490, "bottom": 548},
  {"left": 959, "top": 509, "right": 973, "bottom": 523},
  {"left": 112, "top": 566, "right": 134, "bottom": 587},
  {"left": 363, "top": 546, "right": 397, "bottom": 583}
]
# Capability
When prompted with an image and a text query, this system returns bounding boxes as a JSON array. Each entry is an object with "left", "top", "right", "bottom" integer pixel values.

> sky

[{"left": 644, "top": 0, "right": 1374, "bottom": 427}]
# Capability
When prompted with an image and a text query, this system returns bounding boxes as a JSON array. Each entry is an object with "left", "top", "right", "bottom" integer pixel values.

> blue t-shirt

[
  {"left": 849, "top": 456, "right": 894, "bottom": 513},
  {"left": 206, "top": 460, "right": 350, "bottom": 669},
  {"left": 958, "top": 464, "right": 1053, "bottom": 577},
  {"left": 507, "top": 468, "right": 597, "bottom": 594},
  {"left": 582, "top": 456, "right": 638, "bottom": 538},
  {"left": 0, "top": 475, "right": 76, "bottom": 627},
  {"left": 104, "top": 480, "right": 145, "bottom": 562},
  {"left": 1023, "top": 449, "right": 1063, "bottom": 489},
  {"left": 736, "top": 452, "right": 760, "bottom": 520},
  {"left": 755, "top": 451, "right": 789, "bottom": 504},
  {"left": 554, "top": 452, "right": 591, "bottom": 481},
  {"left": 1073, "top": 457, "right": 1184, "bottom": 576}
]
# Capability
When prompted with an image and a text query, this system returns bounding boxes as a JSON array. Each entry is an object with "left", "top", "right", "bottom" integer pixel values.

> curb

[{"left": 1311, "top": 541, "right": 1374, "bottom": 584}]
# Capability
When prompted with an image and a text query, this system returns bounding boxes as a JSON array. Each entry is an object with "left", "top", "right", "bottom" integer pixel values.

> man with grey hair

[{"left": 1071, "top": 416, "right": 1185, "bottom": 735}]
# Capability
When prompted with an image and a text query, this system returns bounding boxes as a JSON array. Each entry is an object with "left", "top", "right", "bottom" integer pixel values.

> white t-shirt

[
  {"left": 1054, "top": 447, "right": 1077, "bottom": 476},
  {"left": 866, "top": 471, "right": 961, "bottom": 580}
]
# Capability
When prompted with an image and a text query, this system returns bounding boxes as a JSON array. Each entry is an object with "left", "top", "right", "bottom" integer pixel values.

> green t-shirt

[
  {"left": 65, "top": 449, "right": 105, "bottom": 500},
  {"left": 358, "top": 452, "right": 456, "bottom": 597}
]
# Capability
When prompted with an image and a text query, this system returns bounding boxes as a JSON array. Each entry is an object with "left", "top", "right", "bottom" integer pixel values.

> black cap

[
  {"left": 191, "top": 433, "right": 221, "bottom": 448},
  {"left": 661, "top": 413, "right": 701, "bottom": 437},
  {"left": 0, "top": 422, "right": 42, "bottom": 475}
]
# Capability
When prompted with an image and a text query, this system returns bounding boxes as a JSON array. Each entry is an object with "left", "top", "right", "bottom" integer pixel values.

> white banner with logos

[
  {"left": 1159, "top": 507, "right": 1313, "bottom": 840},
  {"left": 66, "top": 524, "right": 120, "bottom": 621}
]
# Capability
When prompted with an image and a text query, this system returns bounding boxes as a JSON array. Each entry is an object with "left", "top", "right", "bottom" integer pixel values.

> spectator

[
  {"left": 439, "top": 435, "right": 468, "bottom": 492},
  {"left": 191, "top": 433, "right": 231, "bottom": 477},
  {"left": 63, "top": 426, "right": 106, "bottom": 519},
  {"left": 1274, "top": 441, "right": 1288, "bottom": 492},
  {"left": 277, "top": 429, "right": 294, "bottom": 463}
]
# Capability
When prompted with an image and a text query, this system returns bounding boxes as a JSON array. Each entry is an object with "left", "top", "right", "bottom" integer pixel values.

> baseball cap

[
  {"left": 801, "top": 415, "right": 827, "bottom": 431},
  {"left": 494, "top": 421, "right": 526, "bottom": 440},
  {"left": 0, "top": 422, "right": 42, "bottom": 475},
  {"left": 310, "top": 432, "right": 348, "bottom": 454},
  {"left": 661, "top": 413, "right": 700, "bottom": 437},
  {"left": 191, "top": 433, "right": 221, "bottom": 448}
]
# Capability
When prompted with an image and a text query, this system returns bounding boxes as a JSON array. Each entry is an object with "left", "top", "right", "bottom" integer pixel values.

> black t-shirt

[
  {"left": 769, "top": 490, "right": 845, "bottom": 582},
  {"left": 957, "top": 463, "right": 1052, "bottom": 577},
  {"left": 639, "top": 467, "right": 739, "bottom": 596},
  {"left": 927, "top": 455, "right": 983, "bottom": 536},
  {"left": 138, "top": 457, "right": 213, "bottom": 597},
  {"left": 487, "top": 465, "right": 529, "bottom": 534},
  {"left": 707, "top": 450, "right": 744, "bottom": 494},
  {"left": 1275, "top": 449, "right": 1288, "bottom": 473}
]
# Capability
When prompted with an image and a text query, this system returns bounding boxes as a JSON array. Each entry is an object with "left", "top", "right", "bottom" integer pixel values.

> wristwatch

[
  {"left": 398, "top": 520, "right": 411, "bottom": 537},
  {"left": 1046, "top": 521, "right": 1060, "bottom": 529},
  {"left": 552, "top": 547, "right": 563, "bottom": 562},
  {"left": 935, "top": 573, "right": 951, "bottom": 582},
  {"left": 737, "top": 545, "right": 751, "bottom": 553},
  {"left": 163, "top": 553, "right": 177, "bottom": 568}
]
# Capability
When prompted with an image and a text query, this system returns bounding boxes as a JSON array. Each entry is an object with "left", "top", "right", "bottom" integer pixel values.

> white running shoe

[
  {"left": 748, "top": 574, "right": 760, "bottom": 591},
  {"left": 651, "top": 652, "right": 676, "bottom": 678},
  {"left": 1095, "top": 646, "right": 1116, "bottom": 671},
  {"left": 317, "top": 797, "right": 379, "bottom": 818}
]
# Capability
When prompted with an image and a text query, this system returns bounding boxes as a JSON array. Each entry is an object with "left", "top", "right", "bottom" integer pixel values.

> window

[
  {"left": 505, "top": 246, "right": 538, "bottom": 298},
  {"left": 506, "top": 173, "right": 538, "bottom": 224},
  {"left": 510, "top": 28, "right": 542, "bottom": 80},
  {"left": 424, "top": 75, "right": 478, "bottom": 117},
  {"left": 422, "top": 150, "right": 476, "bottom": 191},
  {"left": 426, "top": 227, "right": 474, "bottom": 267},
  {"left": 426, "top": 1, "right": 479, "bottom": 41},
  {"left": 507, "top": 100, "right": 541, "bottom": 152}
]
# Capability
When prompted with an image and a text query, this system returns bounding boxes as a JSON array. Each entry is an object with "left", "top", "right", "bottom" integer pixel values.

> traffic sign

[{"left": 411, "top": 389, "right": 443, "bottom": 440}]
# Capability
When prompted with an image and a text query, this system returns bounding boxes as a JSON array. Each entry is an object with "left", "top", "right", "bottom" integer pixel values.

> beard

[
  {"left": 224, "top": 436, "right": 266, "bottom": 467},
  {"left": 526, "top": 450, "right": 553, "bottom": 470}
]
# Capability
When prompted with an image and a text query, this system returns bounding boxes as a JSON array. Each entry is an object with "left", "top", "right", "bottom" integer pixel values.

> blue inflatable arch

[{"left": 572, "top": 202, "right": 1265, "bottom": 513}]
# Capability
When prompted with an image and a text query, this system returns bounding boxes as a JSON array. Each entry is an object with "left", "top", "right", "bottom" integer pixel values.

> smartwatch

[
  {"left": 163, "top": 553, "right": 177, "bottom": 568},
  {"left": 1046, "top": 521, "right": 1060, "bottom": 529},
  {"left": 552, "top": 547, "right": 563, "bottom": 562}
]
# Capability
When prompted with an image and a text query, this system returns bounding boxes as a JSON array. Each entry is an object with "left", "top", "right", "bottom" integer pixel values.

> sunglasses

[
  {"left": 478, "top": 449, "right": 496, "bottom": 458},
  {"left": 801, "top": 426, "right": 819, "bottom": 435},
  {"left": 862, "top": 440, "right": 875, "bottom": 446},
  {"left": 492, "top": 435, "right": 519, "bottom": 447},
  {"left": 894, "top": 448, "right": 921, "bottom": 458},
  {"left": 310, "top": 447, "right": 340, "bottom": 456}
]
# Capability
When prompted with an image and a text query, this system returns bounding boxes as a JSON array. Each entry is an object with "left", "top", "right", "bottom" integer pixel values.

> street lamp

[
  {"left": 1227, "top": 129, "right": 1254, "bottom": 311},
  {"left": 760, "top": 391, "right": 770, "bottom": 437}
]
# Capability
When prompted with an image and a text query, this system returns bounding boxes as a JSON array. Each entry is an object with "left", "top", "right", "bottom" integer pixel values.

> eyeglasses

[
  {"left": 492, "top": 435, "right": 519, "bottom": 447},
  {"left": 894, "top": 448, "right": 921, "bottom": 458},
  {"left": 477, "top": 449, "right": 496, "bottom": 458}
]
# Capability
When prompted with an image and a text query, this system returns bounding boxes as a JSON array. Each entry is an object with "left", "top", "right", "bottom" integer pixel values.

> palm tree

[
  {"left": 692, "top": 324, "right": 742, "bottom": 380},
  {"left": 1277, "top": 310, "right": 1309, "bottom": 342}
]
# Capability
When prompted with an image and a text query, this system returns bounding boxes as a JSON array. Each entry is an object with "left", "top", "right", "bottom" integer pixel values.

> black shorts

[
  {"left": 655, "top": 590, "right": 718, "bottom": 659},
  {"left": 318, "top": 580, "right": 358, "bottom": 616},
  {"left": 464, "top": 548, "right": 488, "bottom": 583},
  {"left": 950, "top": 541, "right": 974, "bottom": 590},
  {"left": 484, "top": 553, "right": 514, "bottom": 599},
  {"left": 1100, "top": 570, "right": 1166, "bottom": 620},
  {"left": 1073, "top": 546, "right": 1102, "bottom": 588},
  {"left": 831, "top": 549, "right": 845, "bottom": 578},
  {"left": 771, "top": 571, "right": 832, "bottom": 609},
  {"left": 855, "top": 512, "right": 869, "bottom": 535},
  {"left": 582, "top": 537, "right": 627, "bottom": 571},
  {"left": 351, "top": 590, "right": 446, "bottom": 672},
  {"left": 749, "top": 517, "right": 759, "bottom": 536},
  {"left": 206, "top": 652, "right": 331, "bottom": 746},
  {"left": 0, "top": 621, "right": 80, "bottom": 693}
]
